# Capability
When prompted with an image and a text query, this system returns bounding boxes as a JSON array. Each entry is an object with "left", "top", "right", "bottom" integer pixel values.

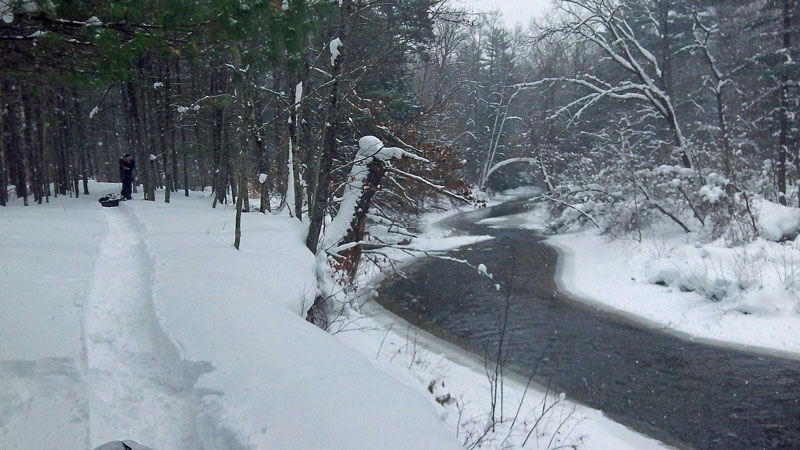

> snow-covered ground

[
  {"left": 1, "top": 182, "right": 663, "bottom": 449},
  {"left": 480, "top": 199, "right": 800, "bottom": 359},
  {"left": 0, "top": 182, "right": 458, "bottom": 449}
]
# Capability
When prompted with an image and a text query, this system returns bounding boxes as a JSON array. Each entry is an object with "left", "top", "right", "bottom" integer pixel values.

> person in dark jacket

[{"left": 119, "top": 153, "right": 136, "bottom": 200}]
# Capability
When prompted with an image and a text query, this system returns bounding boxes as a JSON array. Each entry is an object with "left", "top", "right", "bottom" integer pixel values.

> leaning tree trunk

[{"left": 341, "top": 158, "right": 386, "bottom": 281}]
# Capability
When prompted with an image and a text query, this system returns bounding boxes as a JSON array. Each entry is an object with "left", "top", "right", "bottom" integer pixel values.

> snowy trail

[{"left": 83, "top": 205, "right": 228, "bottom": 449}]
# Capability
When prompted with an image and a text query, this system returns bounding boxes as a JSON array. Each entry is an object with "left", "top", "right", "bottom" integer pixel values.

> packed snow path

[
  {"left": 84, "top": 206, "right": 239, "bottom": 449},
  {"left": 378, "top": 197, "right": 800, "bottom": 450}
]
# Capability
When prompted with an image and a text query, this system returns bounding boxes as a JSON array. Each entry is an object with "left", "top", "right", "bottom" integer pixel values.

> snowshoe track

[{"left": 83, "top": 205, "right": 243, "bottom": 449}]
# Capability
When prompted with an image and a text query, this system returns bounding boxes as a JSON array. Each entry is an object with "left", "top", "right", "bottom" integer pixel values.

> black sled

[{"left": 98, "top": 194, "right": 121, "bottom": 207}]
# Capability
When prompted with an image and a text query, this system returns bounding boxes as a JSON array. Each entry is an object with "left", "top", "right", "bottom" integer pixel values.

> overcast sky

[{"left": 451, "top": 0, "right": 555, "bottom": 28}]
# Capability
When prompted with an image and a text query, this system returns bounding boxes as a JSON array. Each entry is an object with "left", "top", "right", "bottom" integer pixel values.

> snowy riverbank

[
  {"left": 479, "top": 196, "right": 800, "bottom": 359},
  {"left": 335, "top": 202, "right": 666, "bottom": 450}
]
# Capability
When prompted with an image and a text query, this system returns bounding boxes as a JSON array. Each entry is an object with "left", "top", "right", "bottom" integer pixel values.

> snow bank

[
  {"left": 757, "top": 198, "right": 800, "bottom": 241},
  {"left": 547, "top": 230, "right": 800, "bottom": 356},
  {"left": 0, "top": 197, "right": 106, "bottom": 360},
  {"left": 126, "top": 195, "right": 462, "bottom": 449},
  {"left": 0, "top": 188, "right": 108, "bottom": 448}
]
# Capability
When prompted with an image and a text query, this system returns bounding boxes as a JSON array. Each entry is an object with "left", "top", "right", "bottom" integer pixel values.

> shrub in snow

[
  {"left": 733, "top": 290, "right": 797, "bottom": 317},
  {"left": 756, "top": 199, "right": 800, "bottom": 242},
  {"left": 648, "top": 264, "right": 733, "bottom": 302},
  {"left": 546, "top": 161, "right": 765, "bottom": 246},
  {"left": 644, "top": 259, "right": 680, "bottom": 286}
]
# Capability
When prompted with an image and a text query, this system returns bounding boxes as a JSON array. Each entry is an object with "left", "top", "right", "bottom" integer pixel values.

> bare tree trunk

[
  {"left": 288, "top": 78, "right": 304, "bottom": 219},
  {"left": 212, "top": 105, "right": 227, "bottom": 207},
  {"left": 306, "top": 0, "right": 353, "bottom": 253},
  {"left": 3, "top": 80, "right": 29, "bottom": 204},
  {"left": 777, "top": 0, "right": 794, "bottom": 205},
  {"left": 125, "top": 80, "right": 154, "bottom": 200},
  {"left": 22, "top": 84, "right": 41, "bottom": 203},
  {"left": 35, "top": 92, "right": 47, "bottom": 203},
  {"left": 0, "top": 108, "right": 8, "bottom": 205},
  {"left": 234, "top": 166, "right": 245, "bottom": 250},
  {"left": 305, "top": 0, "right": 354, "bottom": 325},
  {"left": 40, "top": 93, "right": 50, "bottom": 203},
  {"left": 0, "top": 143, "right": 7, "bottom": 206},
  {"left": 72, "top": 92, "right": 90, "bottom": 196},
  {"left": 254, "top": 98, "right": 272, "bottom": 212}
]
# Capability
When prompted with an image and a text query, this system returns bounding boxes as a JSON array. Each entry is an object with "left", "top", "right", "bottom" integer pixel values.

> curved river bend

[{"left": 376, "top": 198, "right": 800, "bottom": 449}]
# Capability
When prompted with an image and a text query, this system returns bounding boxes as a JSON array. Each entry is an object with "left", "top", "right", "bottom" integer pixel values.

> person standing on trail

[{"left": 119, "top": 153, "right": 136, "bottom": 200}]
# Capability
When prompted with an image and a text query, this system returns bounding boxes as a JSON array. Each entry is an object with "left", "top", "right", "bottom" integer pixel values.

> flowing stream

[{"left": 376, "top": 197, "right": 800, "bottom": 449}]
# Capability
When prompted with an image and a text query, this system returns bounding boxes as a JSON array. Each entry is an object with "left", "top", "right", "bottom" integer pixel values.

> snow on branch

[
  {"left": 522, "top": 0, "right": 694, "bottom": 168},
  {"left": 484, "top": 157, "right": 539, "bottom": 181},
  {"left": 541, "top": 194, "right": 601, "bottom": 229},
  {"left": 388, "top": 167, "right": 472, "bottom": 204}
]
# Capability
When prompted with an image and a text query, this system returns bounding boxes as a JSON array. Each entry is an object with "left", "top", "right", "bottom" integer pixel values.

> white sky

[{"left": 451, "top": 0, "right": 555, "bottom": 28}]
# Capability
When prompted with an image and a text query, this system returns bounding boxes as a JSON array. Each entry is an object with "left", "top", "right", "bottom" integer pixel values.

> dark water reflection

[{"left": 376, "top": 198, "right": 800, "bottom": 449}]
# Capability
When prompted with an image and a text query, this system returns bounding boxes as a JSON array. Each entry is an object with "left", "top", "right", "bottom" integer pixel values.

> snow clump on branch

[{"left": 329, "top": 37, "right": 342, "bottom": 66}]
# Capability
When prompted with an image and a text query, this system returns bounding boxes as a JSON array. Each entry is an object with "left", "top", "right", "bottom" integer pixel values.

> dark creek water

[{"left": 376, "top": 198, "right": 800, "bottom": 450}]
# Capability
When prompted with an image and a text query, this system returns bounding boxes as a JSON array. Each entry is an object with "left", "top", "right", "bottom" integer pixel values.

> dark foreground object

[
  {"left": 99, "top": 194, "right": 121, "bottom": 207},
  {"left": 377, "top": 198, "right": 800, "bottom": 450},
  {"left": 93, "top": 441, "right": 153, "bottom": 450}
]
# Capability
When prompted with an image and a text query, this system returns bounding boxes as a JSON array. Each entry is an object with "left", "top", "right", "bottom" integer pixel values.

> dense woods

[
  {"left": 423, "top": 0, "right": 798, "bottom": 242},
  {"left": 1, "top": 0, "right": 797, "bottom": 288}
]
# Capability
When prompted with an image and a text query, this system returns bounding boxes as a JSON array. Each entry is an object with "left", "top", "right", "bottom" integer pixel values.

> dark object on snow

[
  {"left": 99, "top": 194, "right": 121, "bottom": 207},
  {"left": 119, "top": 154, "right": 136, "bottom": 200},
  {"left": 93, "top": 440, "right": 154, "bottom": 450}
]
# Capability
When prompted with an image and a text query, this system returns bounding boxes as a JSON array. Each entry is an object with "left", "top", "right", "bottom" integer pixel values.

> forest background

[{"left": 1, "top": 0, "right": 798, "bottom": 317}]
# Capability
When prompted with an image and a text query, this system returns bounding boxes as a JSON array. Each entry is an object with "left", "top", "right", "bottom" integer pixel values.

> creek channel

[{"left": 375, "top": 197, "right": 800, "bottom": 449}]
